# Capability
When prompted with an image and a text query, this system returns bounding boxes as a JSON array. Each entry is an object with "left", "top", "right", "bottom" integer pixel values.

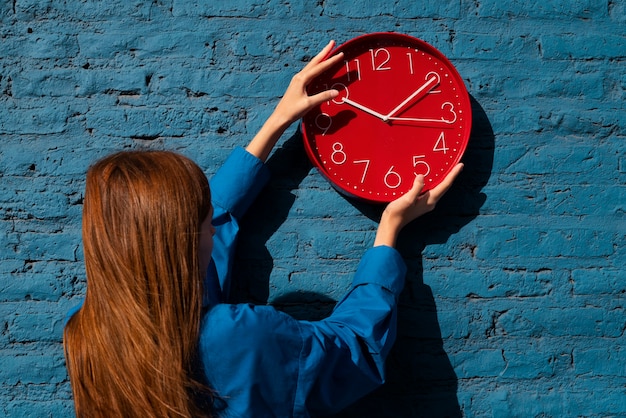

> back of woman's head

[{"left": 64, "top": 150, "right": 213, "bottom": 418}]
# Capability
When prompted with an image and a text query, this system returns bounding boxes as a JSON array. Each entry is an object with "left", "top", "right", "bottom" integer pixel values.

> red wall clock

[{"left": 302, "top": 32, "right": 472, "bottom": 203}]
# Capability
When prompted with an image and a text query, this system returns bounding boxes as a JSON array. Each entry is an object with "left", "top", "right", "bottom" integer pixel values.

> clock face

[{"left": 302, "top": 32, "right": 472, "bottom": 203}]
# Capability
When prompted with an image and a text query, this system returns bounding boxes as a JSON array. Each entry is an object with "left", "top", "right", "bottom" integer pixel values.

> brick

[
  {"left": 484, "top": 380, "right": 626, "bottom": 417},
  {"left": 429, "top": 266, "right": 563, "bottom": 299},
  {"left": 450, "top": 349, "right": 506, "bottom": 378},
  {"left": 2, "top": 259, "right": 83, "bottom": 302},
  {"left": 572, "top": 268, "right": 625, "bottom": 295},
  {"left": 574, "top": 346, "right": 626, "bottom": 377},
  {"left": 610, "top": 0, "right": 626, "bottom": 22},
  {"left": 2, "top": 400, "right": 74, "bottom": 418},
  {"left": 492, "top": 306, "right": 625, "bottom": 338},
  {"left": 476, "top": 0, "right": 606, "bottom": 18},
  {"left": 85, "top": 106, "right": 212, "bottom": 138},
  {"left": 13, "top": 229, "right": 80, "bottom": 262},
  {"left": 488, "top": 105, "right": 542, "bottom": 134},
  {"left": 0, "top": 349, "right": 67, "bottom": 384},
  {"left": 543, "top": 185, "right": 625, "bottom": 216},
  {"left": 453, "top": 33, "right": 538, "bottom": 61},
  {"left": 16, "top": 33, "right": 79, "bottom": 60},
  {"left": 8, "top": 307, "right": 65, "bottom": 343},
  {"left": 173, "top": 0, "right": 276, "bottom": 18},
  {"left": 12, "top": 69, "right": 77, "bottom": 99},
  {"left": 298, "top": 226, "right": 373, "bottom": 260},
  {"left": 541, "top": 34, "right": 626, "bottom": 60},
  {"left": 503, "top": 66, "right": 605, "bottom": 100},
  {"left": 324, "top": 1, "right": 461, "bottom": 18},
  {"left": 474, "top": 226, "right": 616, "bottom": 259},
  {"left": 11, "top": 68, "right": 155, "bottom": 98},
  {"left": 0, "top": 103, "right": 70, "bottom": 135},
  {"left": 0, "top": 1, "right": 11, "bottom": 20},
  {"left": 500, "top": 344, "right": 572, "bottom": 379},
  {"left": 78, "top": 31, "right": 217, "bottom": 60},
  {"left": 269, "top": 269, "right": 352, "bottom": 303},
  {"left": 15, "top": 0, "right": 155, "bottom": 20}
]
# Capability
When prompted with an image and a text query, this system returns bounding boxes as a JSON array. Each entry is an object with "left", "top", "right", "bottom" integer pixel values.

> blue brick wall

[{"left": 1, "top": 1, "right": 624, "bottom": 416}]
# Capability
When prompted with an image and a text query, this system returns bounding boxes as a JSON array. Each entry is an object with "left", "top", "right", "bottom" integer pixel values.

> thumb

[{"left": 406, "top": 174, "right": 425, "bottom": 202}]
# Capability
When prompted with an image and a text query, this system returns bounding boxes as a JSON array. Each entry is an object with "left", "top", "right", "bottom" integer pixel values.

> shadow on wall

[{"left": 232, "top": 96, "right": 495, "bottom": 417}]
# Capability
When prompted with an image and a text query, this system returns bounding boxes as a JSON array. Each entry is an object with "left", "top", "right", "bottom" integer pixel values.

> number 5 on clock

[{"left": 413, "top": 155, "right": 431, "bottom": 176}]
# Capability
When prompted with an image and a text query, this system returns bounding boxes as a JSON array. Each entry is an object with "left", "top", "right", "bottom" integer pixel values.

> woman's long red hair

[{"left": 64, "top": 150, "right": 213, "bottom": 417}]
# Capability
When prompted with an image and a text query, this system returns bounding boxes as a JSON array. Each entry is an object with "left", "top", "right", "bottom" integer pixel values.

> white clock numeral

[
  {"left": 413, "top": 155, "right": 431, "bottom": 177},
  {"left": 441, "top": 102, "right": 457, "bottom": 123},
  {"left": 331, "top": 142, "right": 347, "bottom": 165},
  {"left": 314, "top": 113, "right": 332, "bottom": 136},
  {"left": 426, "top": 72, "right": 442, "bottom": 94},
  {"left": 406, "top": 48, "right": 422, "bottom": 75},
  {"left": 331, "top": 83, "right": 349, "bottom": 105},
  {"left": 384, "top": 166, "right": 402, "bottom": 189},
  {"left": 433, "top": 132, "right": 449, "bottom": 154},
  {"left": 369, "top": 48, "right": 391, "bottom": 71},
  {"left": 344, "top": 59, "right": 361, "bottom": 81},
  {"left": 353, "top": 159, "right": 370, "bottom": 183}
]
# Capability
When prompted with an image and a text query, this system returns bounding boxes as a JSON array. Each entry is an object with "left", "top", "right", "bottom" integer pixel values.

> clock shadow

[
  {"left": 229, "top": 96, "right": 494, "bottom": 417},
  {"left": 229, "top": 130, "right": 314, "bottom": 305},
  {"left": 332, "top": 95, "right": 494, "bottom": 418},
  {"left": 313, "top": 109, "right": 357, "bottom": 136}
]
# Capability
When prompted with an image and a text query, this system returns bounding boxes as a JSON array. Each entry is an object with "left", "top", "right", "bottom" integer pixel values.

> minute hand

[{"left": 385, "top": 75, "right": 439, "bottom": 120}]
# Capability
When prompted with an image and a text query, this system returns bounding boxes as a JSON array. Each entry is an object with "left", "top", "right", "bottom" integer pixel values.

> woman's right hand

[
  {"left": 272, "top": 40, "right": 344, "bottom": 125},
  {"left": 245, "top": 40, "right": 344, "bottom": 162},
  {"left": 374, "top": 163, "right": 464, "bottom": 248}
]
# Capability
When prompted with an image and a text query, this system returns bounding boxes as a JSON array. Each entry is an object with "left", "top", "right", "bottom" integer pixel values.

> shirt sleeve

[
  {"left": 205, "top": 147, "right": 270, "bottom": 305},
  {"left": 299, "top": 245, "right": 407, "bottom": 415},
  {"left": 199, "top": 245, "right": 407, "bottom": 417}
]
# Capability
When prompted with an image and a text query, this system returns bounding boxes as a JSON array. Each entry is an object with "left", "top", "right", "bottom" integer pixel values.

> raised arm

[
  {"left": 245, "top": 40, "right": 344, "bottom": 162},
  {"left": 374, "top": 163, "right": 465, "bottom": 248}
]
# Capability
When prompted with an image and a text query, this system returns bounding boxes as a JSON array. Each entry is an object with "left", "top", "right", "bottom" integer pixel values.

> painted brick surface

[{"left": 1, "top": 1, "right": 624, "bottom": 417}]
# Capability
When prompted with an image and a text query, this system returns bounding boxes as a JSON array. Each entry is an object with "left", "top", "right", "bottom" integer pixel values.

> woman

[{"left": 64, "top": 41, "right": 463, "bottom": 417}]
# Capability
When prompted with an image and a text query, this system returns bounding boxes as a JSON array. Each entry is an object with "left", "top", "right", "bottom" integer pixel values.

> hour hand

[{"left": 341, "top": 97, "right": 388, "bottom": 121}]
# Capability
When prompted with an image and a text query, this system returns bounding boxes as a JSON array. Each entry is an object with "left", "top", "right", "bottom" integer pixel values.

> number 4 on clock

[{"left": 433, "top": 132, "right": 449, "bottom": 154}]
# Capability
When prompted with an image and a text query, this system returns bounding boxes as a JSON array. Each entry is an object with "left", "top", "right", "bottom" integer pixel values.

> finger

[
  {"left": 302, "top": 50, "right": 344, "bottom": 81},
  {"left": 409, "top": 174, "right": 425, "bottom": 200},
  {"left": 316, "top": 40, "right": 336, "bottom": 62},
  {"left": 398, "top": 174, "right": 424, "bottom": 205},
  {"left": 308, "top": 89, "right": 339, "bottom": 107},
  {"left": 428, "top": 163, "right": 464, "bottom": 201},
  {"left": 303, "top": 40, "right": 336, "bottom": 70}
]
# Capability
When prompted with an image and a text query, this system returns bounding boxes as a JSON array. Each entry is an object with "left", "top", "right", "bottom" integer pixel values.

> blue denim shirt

[
  {"left": 66, "top": 147, "right": 407, "bottom": 417},
  {"left": 203, "top": 147, "right": 407, "bottom": 417}
]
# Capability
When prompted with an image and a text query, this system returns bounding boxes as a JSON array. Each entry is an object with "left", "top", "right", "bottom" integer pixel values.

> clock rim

[{"left": 301, "top": 32, "right": 472, "bottom": 203}]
